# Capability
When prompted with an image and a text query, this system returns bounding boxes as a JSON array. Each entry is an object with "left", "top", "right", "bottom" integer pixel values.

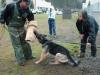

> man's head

[
  {"left": 78, "top": 10, "right": 88, "bottom": 21},
  {"left": 50, "top": 8, "right": 53, "bottom": 12},
  {"left": 18, "top": 0, "right": 30, "bottom": 9}
]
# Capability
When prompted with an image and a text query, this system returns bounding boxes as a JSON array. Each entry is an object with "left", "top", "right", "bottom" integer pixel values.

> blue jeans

[{"left": 48, "top": 18, "right": 56, "bottom": 35}]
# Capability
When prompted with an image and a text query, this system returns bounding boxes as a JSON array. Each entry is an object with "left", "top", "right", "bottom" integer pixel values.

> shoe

[
  {"left": 91, "top": 54, "right": 96, "bottom": 57},
  {"left": 19, "top": 62, "right": 25, "bottom": 66},
  {"left": 89, "top": 55, "right": 97, "bottom": 61},
  {"left": 78, "top": 52, "right": 85, "bottom": 58}
]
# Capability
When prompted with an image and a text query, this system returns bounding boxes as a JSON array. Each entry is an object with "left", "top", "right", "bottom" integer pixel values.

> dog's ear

[{"left": 34, "top": 31, "right": 47, "bottom": 38}]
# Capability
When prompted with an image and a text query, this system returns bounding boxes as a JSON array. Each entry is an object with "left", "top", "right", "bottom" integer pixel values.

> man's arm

[
  {"left": 76, "top": 19, "right": 84, "bottom": 34},
  {"left": 27, "top": 9, "right": 34, "bottom": 21},
  {"left": 76, "top": 19, "right": 84, "bottom": 39},
  {"left": 25, "top": 9, "right": 38, "bottom": 42},
  {"left": 0, "top": 4, "right": 14, "bottom": 25},
  {"left": 94, "top": 19, "right": 99, "bottom": 33},
  {"left": 87, "top": 21, "right": 95, "bottom": 43}
]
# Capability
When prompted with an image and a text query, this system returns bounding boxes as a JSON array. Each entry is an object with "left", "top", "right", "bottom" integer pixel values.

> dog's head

[{"left": 34, "top": 31, "right": 48, "bottom": 44}]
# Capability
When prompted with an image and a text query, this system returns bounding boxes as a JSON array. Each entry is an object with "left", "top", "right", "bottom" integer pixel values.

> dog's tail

[{"left": 65, "top": 51, "right": 79, "bottom": 66}]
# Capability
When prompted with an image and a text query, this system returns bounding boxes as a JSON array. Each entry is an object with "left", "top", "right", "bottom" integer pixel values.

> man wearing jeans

[{"left": 48, "top": 8, "right": 56, "bottom": 37}]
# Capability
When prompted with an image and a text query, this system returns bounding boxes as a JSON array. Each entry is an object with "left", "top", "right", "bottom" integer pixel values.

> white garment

[{"left": 48, "top": 10, "right": 56, "bottom": 19}]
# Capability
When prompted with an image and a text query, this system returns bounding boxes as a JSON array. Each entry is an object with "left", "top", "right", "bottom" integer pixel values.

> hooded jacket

[{"left": 76, "top": 15, "right": 99, "bottom": 43}]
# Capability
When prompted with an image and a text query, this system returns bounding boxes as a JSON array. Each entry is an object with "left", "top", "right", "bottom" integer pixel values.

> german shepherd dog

[{"left": 34, "top": 31, "right": 79, "bottom": 66}]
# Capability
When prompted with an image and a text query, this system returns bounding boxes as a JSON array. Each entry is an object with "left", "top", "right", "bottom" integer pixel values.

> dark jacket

[
  {"left": 76, "top": 15, "right": 99, "bottom": 43},
  {"left": 0, "top": 3, "right": 34, "bottom": 25}
]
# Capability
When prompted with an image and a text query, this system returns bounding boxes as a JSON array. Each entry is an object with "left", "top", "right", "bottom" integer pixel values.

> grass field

[{"left": 0, "top": 13, "right": 80, "bottom": 75}]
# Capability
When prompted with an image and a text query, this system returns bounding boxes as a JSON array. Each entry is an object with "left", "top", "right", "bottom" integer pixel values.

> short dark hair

[
  {"left": 81, "top": 10, "right": 88, "bottom": 19},
  {"left": 17, "top": 0, "right": 30, "bottom": 5},
  {"left": 18, "top": 0, "right": 30, "bottom": 3}
]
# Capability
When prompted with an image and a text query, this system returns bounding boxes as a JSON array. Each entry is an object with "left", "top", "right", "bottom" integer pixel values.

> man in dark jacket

[
  {"left": 76, "top": 10, "right": 99, "bottom": 58},
  {"left": 0, "top": 0, "right": 36, "bottom": 66}
]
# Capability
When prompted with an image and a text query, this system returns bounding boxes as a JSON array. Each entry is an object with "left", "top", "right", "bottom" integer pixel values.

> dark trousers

[
  {"left": 48, "top": 18, "right": 56, "bottom": 35},
  {"left": 80, "top": 35, "right": 97, "bottom": 56},
  {"left": 8, "top": 27, "right": 33, "bottom": 64}
]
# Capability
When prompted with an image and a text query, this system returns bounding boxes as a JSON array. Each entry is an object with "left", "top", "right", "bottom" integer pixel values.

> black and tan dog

[{"left": 34, "top": 31, "right": 79, "bottom": 66}]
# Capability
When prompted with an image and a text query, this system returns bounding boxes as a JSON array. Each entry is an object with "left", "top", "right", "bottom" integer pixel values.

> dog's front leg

[{"left": 35, "top": 51, "right": 49, "bottom": 64}]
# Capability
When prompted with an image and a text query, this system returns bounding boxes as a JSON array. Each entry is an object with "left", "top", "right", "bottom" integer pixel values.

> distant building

[
  {"left": 0, "top": 0, "right": 15, "bottom": 7},
  {"left": 83, "top": 0, "right": 100, "bottom": 32},
  {"left": 32, "top": 0, "right": 54, "bottom": 9},
  {"left": 83, "top": 0, "right": 100, "bottom": 13},
  {"left": 6, "top": 0, "right": 13, "bottom": 4},
  {"left": 0, "top": 0, "right": 16, "bottom": 13}
]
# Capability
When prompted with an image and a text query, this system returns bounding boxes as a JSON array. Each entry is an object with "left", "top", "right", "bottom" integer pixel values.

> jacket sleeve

[
  {"left": 94, "top": 19, "right": 99, "bottom": 33},
  {"left": 0, "top": 11, "right": 5, "bottom": 24},
  {"left": 87, "top": 21, "right": 96, "bottom": 43},
  {"left": 0, "top": 4, "right": 14, "bottom": 25},
  {"left": 76, "top": 19, "right": 83, "bottom": 34},
  {"left": 27, "top": 9, "right": 34, "bottom": 21},
  {"left": 0, "top": 9, "right": 6, "bottom": 24}
]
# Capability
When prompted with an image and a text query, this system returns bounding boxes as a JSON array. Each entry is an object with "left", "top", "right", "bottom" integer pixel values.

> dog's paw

[{"left": 35, "top": 61, "right": 40, "bottom": 64}]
